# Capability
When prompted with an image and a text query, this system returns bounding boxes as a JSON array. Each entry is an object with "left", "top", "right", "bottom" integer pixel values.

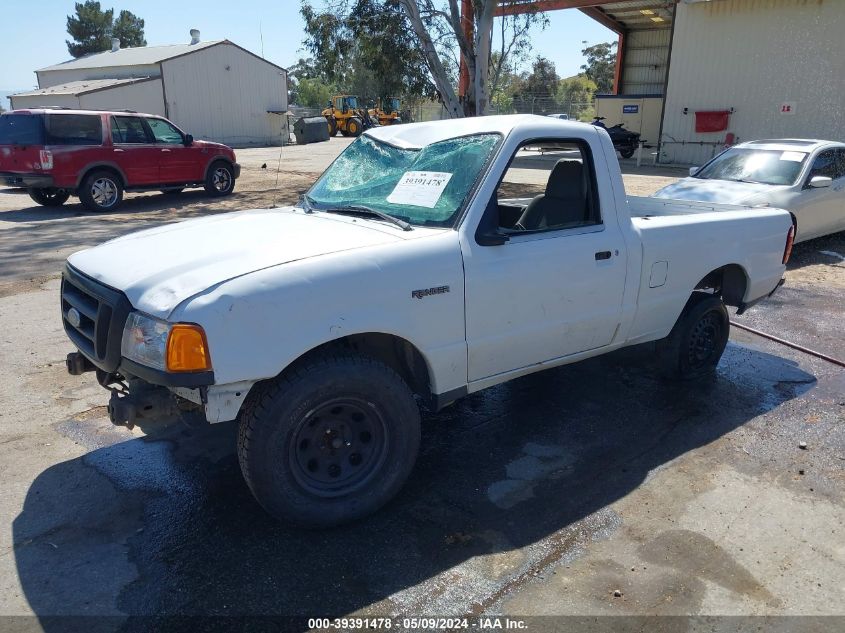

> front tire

[
  {"left": 346, "top": 117, "right": 363, "bottom": 137},
  {"left": 237, "top": 354, "right": 421, "bottom": 528},
  {"left": 78, "top": 170, "right": 123, "bottom": 212},
  {"left": 28, "top": 188, "right": 70, "bottom": 207},
  {"left": 657, "top": 293, "right": 729, "bottom": 380},
  {"left": 204, "top": 161, "right": 235, "bottom": 196}
]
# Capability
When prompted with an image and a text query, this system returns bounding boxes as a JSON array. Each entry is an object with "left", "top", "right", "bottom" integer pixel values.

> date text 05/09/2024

[{"left": 307, "top": 617, "right": 528, "bottom": 630}]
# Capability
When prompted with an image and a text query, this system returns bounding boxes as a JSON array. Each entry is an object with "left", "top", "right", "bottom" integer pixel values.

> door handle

[
  {"left": 595, "top": 251, "right": 612, "bottom": 260},
  {"left": 161, "top": 149, "right": 171, "bottom": 153},
  {"left": 113, "top": 148, "right": 124, "bottom": 153}
]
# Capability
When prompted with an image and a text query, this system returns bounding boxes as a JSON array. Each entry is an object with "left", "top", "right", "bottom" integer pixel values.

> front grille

[{"left": 61, "top": 265, "right": 130, "bottom": 372}]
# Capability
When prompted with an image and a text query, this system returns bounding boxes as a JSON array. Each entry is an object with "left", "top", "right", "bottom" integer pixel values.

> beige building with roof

[{"left": 10, "top": 31, "right": 288, "bottom": 147}]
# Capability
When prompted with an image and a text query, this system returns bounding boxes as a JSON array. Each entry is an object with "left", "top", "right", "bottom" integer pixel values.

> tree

[
  {"left": 301, "top": 0, "right": 545, "bottom": 118},
  {"left": 66, "top": 1, "right": 113, "bottom": 58},
  {"left": 66, "top": 1, "right": 146, "bottom": 58},
  {"left": 580, "top": 41, "right": 617, "bottom": 95},
  {"left": 296, "top": 77, "right": 337, "bottom": 108},
  {"left": 555, "top": 75, "right": 597, "bottom": 120},
  {"left": 511, "top": 56, "right": 559, "bottom": 113},
  {"left": 111, "top": 10, "right": 147, "bottom": 49},
  {"left": 301, "top": 1, "right": 435, "bottom": 104}
]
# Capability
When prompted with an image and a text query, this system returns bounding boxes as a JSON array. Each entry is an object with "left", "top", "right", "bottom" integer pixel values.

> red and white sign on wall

[{"left": 780, "top": 102, "right": 797, "bottom": 115}]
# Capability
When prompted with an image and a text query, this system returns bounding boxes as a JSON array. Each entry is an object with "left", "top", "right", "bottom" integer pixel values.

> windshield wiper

[
  {"left": 299, "top": 194, "right": 316, "bottom": 214},
  {"left": 323, "top": 205, "right": 413, "bottom": 231}
]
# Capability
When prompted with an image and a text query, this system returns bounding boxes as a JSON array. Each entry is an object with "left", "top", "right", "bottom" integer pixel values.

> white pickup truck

[{"left": 61, "top": 115, "right": 794, "bottom": 527}]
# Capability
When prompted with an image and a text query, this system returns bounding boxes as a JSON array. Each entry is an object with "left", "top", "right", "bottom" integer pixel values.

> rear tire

[
  {"left": 619, "top": 147, "right": 636, "bottom": 159},
  {"left": 237, "top": 354, "right": 421, "bottom": 528},
  {"left": 28, "top": 188, "right": 70, "bottom": 207},
  {"left": 204, "top": 161, "right": 235, "bottom": 196},
  {"left": 657, "top": 293, "right": 729, "bottom": 380},
  {"left": 78, "top": 170, "right": 123, "bottom": 212}
]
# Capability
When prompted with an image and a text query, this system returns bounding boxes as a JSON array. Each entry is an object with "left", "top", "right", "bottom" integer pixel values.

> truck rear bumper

[{"left": 1, "top": 172, "right": 55, "bottom": 188}]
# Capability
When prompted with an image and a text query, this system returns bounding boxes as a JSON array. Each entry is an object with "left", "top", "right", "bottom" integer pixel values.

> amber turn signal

[{"left": 166, "top": 324, "right": 211, "bottom": 372}]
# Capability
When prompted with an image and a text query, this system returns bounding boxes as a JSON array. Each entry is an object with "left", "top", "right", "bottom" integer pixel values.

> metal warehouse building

[
  {"left": 505, "top": 0, "right": 845, "bottom": 164},
  {"left": 10, "top": 31, "right": 288, "bottom": 147}
]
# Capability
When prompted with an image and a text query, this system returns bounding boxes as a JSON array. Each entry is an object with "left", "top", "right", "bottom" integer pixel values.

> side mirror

[
  {"left": 476, "top": 231, "right": 510, "bottom": 246},
  {"left": 689, "top": 166, "right": 699, "bottom": 176},
  {"left": 808, "top": 175, "right": 832, "bottom": 189},
  {"left": 183, "top": 134, "right": 194, "bottom": 146}
]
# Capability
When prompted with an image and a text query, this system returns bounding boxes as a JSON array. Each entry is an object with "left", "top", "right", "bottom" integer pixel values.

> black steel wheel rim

[
  {"left": 688, "top": 311, "right": 722, "bottom": 368},
  {"left": 289, "top": 397, "right": 388, "bottom": 498}
]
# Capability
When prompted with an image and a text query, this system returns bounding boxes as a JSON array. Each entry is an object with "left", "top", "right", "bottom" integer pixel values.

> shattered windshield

[
  {"left": 307, "top": 133, "right": 501, "bottom": 227},
  {"left": 695, "top": 148, "right": 809, "bottom": 185}
]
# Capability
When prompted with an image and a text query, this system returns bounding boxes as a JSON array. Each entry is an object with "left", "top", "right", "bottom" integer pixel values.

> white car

[
  {"left": 60, "top": 115, "right": 793, "bottom": 527},
  {"left": 653, "top": 139, "right": 845, "bottom": 243},
  {"left": 546, "top": 113, "right": 570, "bottom": 120}
]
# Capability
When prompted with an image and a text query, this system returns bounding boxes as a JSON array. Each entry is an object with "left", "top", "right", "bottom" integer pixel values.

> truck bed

[{"left": 628, "top": 195, "right": 763, "bottom": 217}]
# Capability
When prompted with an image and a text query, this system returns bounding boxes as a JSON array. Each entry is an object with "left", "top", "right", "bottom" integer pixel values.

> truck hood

[
  {"left": 68, "top": 208, "right": 418, "bottom": 317},
  {"left": 653, "top": 178, "right": 788, "bottom": 205}
]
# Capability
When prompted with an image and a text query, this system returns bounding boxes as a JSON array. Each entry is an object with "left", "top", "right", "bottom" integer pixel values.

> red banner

[{"left": 695, "top": 110, "right": 731, "bottom": 133}]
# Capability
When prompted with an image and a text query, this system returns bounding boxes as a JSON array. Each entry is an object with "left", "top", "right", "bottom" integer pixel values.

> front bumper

[
  {"left": 232, "top": 162, "right": 241, "bottom": 179},
  {"left": 61, "top": 264, "right": 214, "bottom": 388},
  {"left": 1, "top": 172, "right": 55, "bottom": 188}
]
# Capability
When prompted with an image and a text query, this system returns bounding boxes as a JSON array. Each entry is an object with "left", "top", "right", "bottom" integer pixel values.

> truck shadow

[{"left": 12, "top": 343, "right": 814, "bottom": 629}]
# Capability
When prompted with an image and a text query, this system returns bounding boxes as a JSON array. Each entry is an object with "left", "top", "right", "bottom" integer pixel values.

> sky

[{"left": 0, "top": 0, "right": 614, "bottom": 98}]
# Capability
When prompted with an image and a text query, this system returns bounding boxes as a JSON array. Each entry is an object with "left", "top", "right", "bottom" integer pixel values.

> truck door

[{"left": 462, "top": 139, "right": 627, "bottom": 382}]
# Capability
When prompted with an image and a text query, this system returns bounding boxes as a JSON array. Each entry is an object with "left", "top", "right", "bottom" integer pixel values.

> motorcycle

[{"left": 592, "top": 116, "right": 641, "bottom": 159}]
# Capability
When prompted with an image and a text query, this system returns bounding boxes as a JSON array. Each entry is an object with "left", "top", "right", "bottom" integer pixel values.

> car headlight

[{"left": 121, "top": 312, "right": 211, "bottom": 372}]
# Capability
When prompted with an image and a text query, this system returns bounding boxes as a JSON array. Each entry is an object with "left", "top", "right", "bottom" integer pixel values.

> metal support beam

[
  {"left": 578, "top": 6, "right": 625, "bottom": 34},
  {"left": 613, "top": 31, "right": 625, "bottom": 94},
  {"left": 495, "top": 0, "right": 612, "bottom": 17}
]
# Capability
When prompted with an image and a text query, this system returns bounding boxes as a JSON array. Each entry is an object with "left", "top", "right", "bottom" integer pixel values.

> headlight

[{"left": 121, "top": 312, "right": 211, "bottom": 372}]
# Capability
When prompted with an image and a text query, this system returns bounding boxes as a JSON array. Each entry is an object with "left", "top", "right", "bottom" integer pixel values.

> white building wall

[
  {"left": 37, "top": 64, "right": 161, "bottom": 88},
  {"left": 161, "top": 43, "right": 287, "bottom": 146},
  {"left": 10, "top": 94, "right": 81, "bottom": 109},
  {"left": 78, "top": 79, "right": 165, "bottom": 115},
  {"left": 661, "top": 0, "right": 845, "bottom": 165},
  {"left": 621, "top": 28, "right": 671, "bottom": 96}
]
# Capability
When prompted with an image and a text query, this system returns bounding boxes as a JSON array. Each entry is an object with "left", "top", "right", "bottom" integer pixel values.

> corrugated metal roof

[
  {"left": 11, "top": 77, "right": 156, "bottom": 97},
  {"left": 37, "top": 41, "right": 223, "bottom": 72},
  {"left": 589, "top": 1, "right": 675, "bottom": 31}
]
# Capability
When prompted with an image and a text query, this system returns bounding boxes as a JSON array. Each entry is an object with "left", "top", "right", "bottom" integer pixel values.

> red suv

[{"left": 0, "top": 108, "right": 240, "bottom": 211}]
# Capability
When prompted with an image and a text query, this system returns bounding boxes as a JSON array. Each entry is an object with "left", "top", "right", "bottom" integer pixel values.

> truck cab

[{"left": 60, "top": 115, "right": 793, "bottom": 527}]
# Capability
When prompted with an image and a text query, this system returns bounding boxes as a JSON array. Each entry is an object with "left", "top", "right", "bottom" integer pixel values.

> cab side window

[
  {"left": 111, "top": 116, "right": 152, "bottom": 144},
  {"left": 493, "top": 140, "right": 601, "bottom": 233},
  {"left": 147, "top": 118, "right": 184, "bottom": 144}
]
